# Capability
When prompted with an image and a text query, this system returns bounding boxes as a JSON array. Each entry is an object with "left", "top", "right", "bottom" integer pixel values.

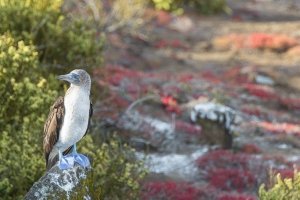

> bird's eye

[{"left": 71, "top": 73, "right": 80, "bottom": 81}]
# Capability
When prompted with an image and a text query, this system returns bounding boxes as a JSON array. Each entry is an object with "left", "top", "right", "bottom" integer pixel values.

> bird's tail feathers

[{"left": 46, "top": 147, "right": 59, "bottom": 170}]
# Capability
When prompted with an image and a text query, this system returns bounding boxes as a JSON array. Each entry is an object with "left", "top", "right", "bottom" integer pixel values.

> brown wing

[{"left": 43, "top": 96, "right": 64, "bottom": 168}]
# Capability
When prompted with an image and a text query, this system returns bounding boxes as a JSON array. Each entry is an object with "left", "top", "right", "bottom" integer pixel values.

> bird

[{"left": 43, "top": 69, "right": 93, "bottom": 170}]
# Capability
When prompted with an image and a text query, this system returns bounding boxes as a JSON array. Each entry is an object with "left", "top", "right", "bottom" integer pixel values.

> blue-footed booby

[{"left": 43, "top": 69, "right": 93, "bottom": 170}]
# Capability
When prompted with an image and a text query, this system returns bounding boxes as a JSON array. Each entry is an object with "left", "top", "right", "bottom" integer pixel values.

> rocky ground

[{"left": 92, "top": 1, "right": 300, "bottom": 199}]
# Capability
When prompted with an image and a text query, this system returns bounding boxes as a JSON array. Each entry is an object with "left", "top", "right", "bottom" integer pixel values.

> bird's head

[{"left": 57, "top": 69, "right": 91, "bottom": 88}]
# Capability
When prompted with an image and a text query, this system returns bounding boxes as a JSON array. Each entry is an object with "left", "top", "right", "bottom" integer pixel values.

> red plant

[
  {"left": 241, "top": 144, "right": 261, "bottom": 154},
  {"left": 218, "top": 193, "right": 257, "bottom": 200},
  {"left": 155, "top": 10, "right": 172, "bottom": 26},
  {"left": 201, "top": 70, "right": 221, "bottom": 83},
  {"left": 243, "top": 84, "right": 277, "bottom": 100},
  {"left": 248, "top": 33, "right": 298, "bottom": 51},
  {"left": 106, "top": 65, "right": 144, "bottom": 86},
  {"left": 254, "top": 121, "right": 300, "bottom": 135},
  {"left": 178, "top": 73, "right": 194, "bottom": 83},
  {"left": 223, "top": 67, "right": 240, "bottom": 79},
  {"left": 249, "top": 33, "right": 275, "bottom": 49},
  {"left": 208, "top": 169, "right": 255, "bottom": 191},
  {"left": 279, "top": 97, "right": 300, "bottom": 110},
  {"left": 141, "top": 181, "right": 202, "bottom": 200},
  {"left": 213, "top": 33, "right": 298, "bottom": 52},
  {"left": 196, "top": 150, "right": 262, "bottom": 192},
  {"left": 154, "top": 39, "right": 189, "bottom": 49},
  {"left": 160, "top": 96, "right": 181, "bottom": 113},
  {"left": 275, "top": 169, "right": 294, "bottom": 179},
  {"left": 197, "top": 150, "right": 250, "bottom": 171}
]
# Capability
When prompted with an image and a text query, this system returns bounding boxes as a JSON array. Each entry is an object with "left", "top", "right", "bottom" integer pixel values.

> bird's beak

[{"left": 57, "top": 73, "right": 80, "bottom": 84}]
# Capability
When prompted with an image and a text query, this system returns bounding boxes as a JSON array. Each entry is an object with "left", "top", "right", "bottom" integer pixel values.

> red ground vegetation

[
  {"left": 217, "top": 193, "right": 257, "bottom": 200},
  {"left": 154, "top": 39, "right": 189, "bottom": 49},
  {"left": 141, "top": 181, "right": 203, "bottom": 200},
  {"left": 160, "top": 96, "right": 181, "bottom": 113},
  {"left": 94, "top": 64, "right": 299, "bottom": 140},
  {"left": 213, "top": 33, "right": 299, "bottom": 52},
  {"left": 141, "top": 180, "right": 258, "bottom": 200},
  {"left": 241, "top": 144, "right": 261, "bottom": 154},
  {"left": 98, "top": 8, "right": 300, "bottom": 199},
  {"left": 243, "top": 84, "right": 277, "bottom": 100},
  {"left": 201, "top": 70, "right": 222, "bottom": 84},
  {"left": 279, "top": 97, "right": 300, "bottom": 110},
  {"left": 208, "top": 168, "right": 255, "bottom": 191},
  {"left": 249, "top": 33, "right": 298, "bottom": 51},
  {"left": 274, "top": 169, "right": 294, "bottom": 179},
  {"left": 175, "top": 120, "right": 202, "bottom": 135},
  {"left": 254, "top": 121, "right": 300, "bottom": 135},
  {"left": 197, "top": 150, "right": 250, "bottom": 171},
  {"left": 196, "top": 150, "right": 266, "bottom": 193}
]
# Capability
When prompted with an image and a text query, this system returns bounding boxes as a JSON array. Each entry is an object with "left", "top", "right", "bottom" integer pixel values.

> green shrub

[
  {"left": 0, "top": 0, "right": 103, "bottom": 70},
  {"left": 64, "top": 0, "right": 146, "bottom": 33},
  {"left": 259, "top": 171, "right": 300, "bottom": 200},
  {"left": 0, "top": 34, "right": 57, "bottom": 199},
  {"left": 0, "top": 34, "right": 146, "bottom": 199},
  {"left": 152, "top": 0, "right": 183, "bottom": 14},
  {"left": 0, "top": 2, "right": 144, "bottom": 199},
  {"left": 189, "top": 0, "right": 228, "bottom": 15},
  {"left": 74, "top": 135, "right": 147, "bottom": 199},
  {"left": 151, "top": 0, "right": 228, "bottom": 15}
]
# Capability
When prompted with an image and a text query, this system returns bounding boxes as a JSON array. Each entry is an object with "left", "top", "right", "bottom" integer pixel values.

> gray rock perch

[{"left": 25, "top": 164, "right": 89, "bottom": 200}]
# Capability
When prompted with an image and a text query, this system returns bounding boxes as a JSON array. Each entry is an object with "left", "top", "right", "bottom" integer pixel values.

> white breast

[{"left": 57, "top": 87, "right": 90, "bottom": 150}]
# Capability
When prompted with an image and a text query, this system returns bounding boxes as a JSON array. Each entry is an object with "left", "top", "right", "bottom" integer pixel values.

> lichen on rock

[{"left": 25, "top": 164, "right": 90, "bottom": 200}]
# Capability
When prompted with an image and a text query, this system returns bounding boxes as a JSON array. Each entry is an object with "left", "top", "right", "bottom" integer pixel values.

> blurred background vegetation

[
  {"left": 0, "top": 0, "right": 147, "bottom": 198},
  {"left": 259, "top": 170, "right": 300, "bottom": 200},
  {"left": 151, "top": 0, "right": 228, "bottom": 15},
  {"left": 7, "top": 0, "right": 298, "bottom": 199}
]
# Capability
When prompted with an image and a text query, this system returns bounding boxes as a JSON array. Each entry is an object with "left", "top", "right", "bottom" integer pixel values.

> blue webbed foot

[
  {"left": 72, "top": 153, "right": 91, "bottom": 168},
  {"left": 58, "top": 154, "right": 75, "bottom": 170},
  {"left": 70, "top": 144, "right": 91, "bottom": 168}
]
